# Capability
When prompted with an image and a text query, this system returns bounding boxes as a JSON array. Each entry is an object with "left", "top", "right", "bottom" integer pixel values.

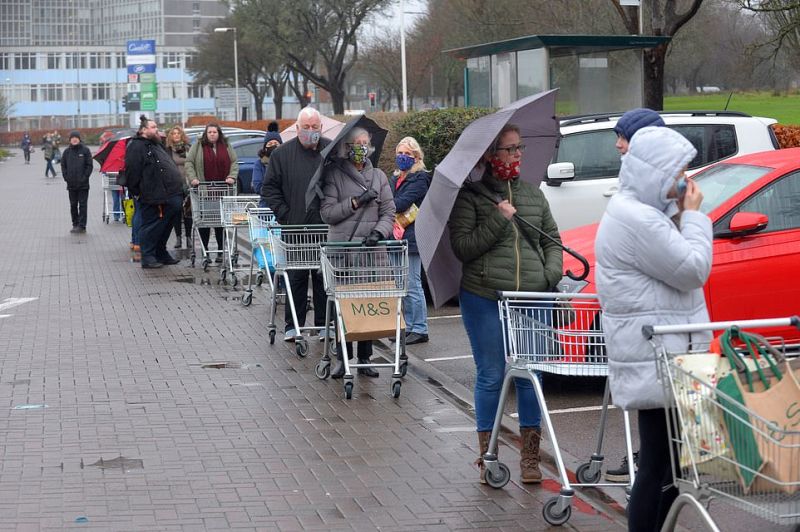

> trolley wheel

[
  {"left": 314, "top": 361, "right": 330, "bottom": 380},
  {"left": 256, "top": 272, "right": 264, "bottom": 287},
  {"left": 241, "top": 291, "right": 253, "bottom": 307},
  {"left": 268, "top": 330, "right": 276, "bottom": 345},
  {"left": 219, "top": 269, "right": 227, "bottom": 284},
  {"left": 326, "top": 340, "right": 338, "bottom": 357},
  {"left": 104, "top": 215, "right": 109, "bottom": 224},
  {"left": 231, "top": 274, "right": 238, "bottom": 288},
  {"left": 485, "top": 462, "right": 511, "bottom": 489},
  {"left": 344, "top": 382, "right": 353, "bottom": 400},
  {"left": 542, "top": 497, "right": 572, "bottom": 526},
  {"left": 399, "top": 362, "right": 408, "bottom": 377},
  {"left": 391, "top": 381, "right": 401, "bottom": 398},
  {"left": 576, "top": 462, "right": 602, "bottom": 484},
  {"left": 295, "top": 340, "right": 308, "bottom": 358},
  {"left": 202, "top": 259, "right": 210, "bottom": 272}
]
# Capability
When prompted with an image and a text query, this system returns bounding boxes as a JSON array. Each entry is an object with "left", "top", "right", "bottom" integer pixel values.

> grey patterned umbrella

[{"left": 415, "top": 89, "right": 560, "bottom": 308}]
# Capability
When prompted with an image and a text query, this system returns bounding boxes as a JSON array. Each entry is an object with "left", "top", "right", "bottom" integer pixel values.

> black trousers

[
  {"left": 198, "top": 227, "right": 223, "bottom": 250},
  {"left": 68, "top": 188, "right": 89, "bottom": 228},
  {"left": 628, "top": 408, "right": 680, "bottom": 532},
  {"left": 172, "top": 213, "right": 192, "bottom": 239},
  {"left": 285, "top": 269, "right": 327, "bottom": 332},
  {"left": 23, "top": 149, "right": 31, "bottom": 162},
  {"left": 139, "top": 195, "right": 182, "bottom": 263}
]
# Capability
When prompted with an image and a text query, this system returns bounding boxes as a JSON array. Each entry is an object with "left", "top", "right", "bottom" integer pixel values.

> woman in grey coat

[
  {"left": 320, "top": 127, "right": 396, "bottom": 379},
  {"left": 595, "top": 126, "right": 712, "bottom": 532}
]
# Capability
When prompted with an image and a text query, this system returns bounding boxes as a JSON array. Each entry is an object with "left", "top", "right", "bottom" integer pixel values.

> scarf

[{"left": 202, "top": 142, "right": 231, "bottom": 181}]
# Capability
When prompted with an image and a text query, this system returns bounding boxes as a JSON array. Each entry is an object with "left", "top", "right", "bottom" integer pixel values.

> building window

[
  {"left": 162, "top": 52, "right": 181, "bottom": 68},
  {"left": 44, "top": 85, "right": 63, "bottom": 102},
  {"left": 0, "top": 53, "right": 9, "bottom": 70},
  {"left": 30, "top": 85, "right": 39, "bottom": 102},
  {"left": 192, "top": 18, "right": 201, "bottom": 31},
  {"left": 192, "top": 2, "right": 200, "bottom": 14},
  {"left": 15, "top": 52, "right": 36, "bottom": 70},
  {"left": 47, "top": 53, "right": 62, "bottom": 69},
  {"left": 188, "top": 83, "right": 204, "bottom": 99}
]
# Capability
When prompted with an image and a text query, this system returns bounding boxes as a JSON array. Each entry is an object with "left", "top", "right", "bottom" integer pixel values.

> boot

[
  {"left": 357, "top": 358, "right": 379, "bottom": 378},
  {"left": 174, "top": 236, "right": 182, "bottom": 249},
  {"left": 476, "top": 431, "right": 492, "bottom": 484},
  {"left": 132, "top": 245, "right": 141, "bottom": 263},
  {"left": 331, "top": 354, "right": 345, "bottom": 379},
  {"left": 520, "top": 427, "right": 543, "bottom": 483}
]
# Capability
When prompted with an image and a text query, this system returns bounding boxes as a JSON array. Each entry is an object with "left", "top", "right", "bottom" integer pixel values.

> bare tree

[{"left": 0, "top": 93, "right": 12, "bottom": 128}]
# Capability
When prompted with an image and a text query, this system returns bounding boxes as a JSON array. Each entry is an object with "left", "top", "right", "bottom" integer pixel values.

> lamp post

[
  {"left": 214, "top": 27, "right": 239, "bottom": 121},
  {"left": 167, "top": 57, "right": 187, "bottom": 128},
  {"left": 399, "top": 2, "right": 426, "bottom": 113},
  {"left": 4, "top": 77, "right": 10, "bottom": 133}
]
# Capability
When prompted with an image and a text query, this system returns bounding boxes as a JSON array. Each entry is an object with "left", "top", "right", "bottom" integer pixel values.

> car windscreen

[
  {"left": 235, "top": 142, "right": 262, "bottom": 159},
  {"left": 693, "top": 163, "right": 772, "bottom": 215}
]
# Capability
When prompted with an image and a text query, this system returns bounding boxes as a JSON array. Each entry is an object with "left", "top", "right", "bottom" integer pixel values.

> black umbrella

[{"left": 305, "top": 115, "right": 388, "bottom": 210}]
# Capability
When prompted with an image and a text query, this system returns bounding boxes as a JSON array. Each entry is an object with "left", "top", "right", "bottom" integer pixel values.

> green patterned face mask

[{"left": 349, "top": 143, "right": 370, "bottom": 164}]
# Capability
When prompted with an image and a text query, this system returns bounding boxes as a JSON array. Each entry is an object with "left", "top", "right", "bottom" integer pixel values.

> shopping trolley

[
  {"left": 317, "top": 241, "right": 409, "bottom": 400},
  {"left": 482, "top": 291, "right": 636, "bottom": 527},
  {"left": 220, "top": 195, "right": 260, "bottom": 288},
  {"left": 101, "top": 172, "right": 125, "bottom": 223},
  {"left": 645, "top": 317, "right": 800, "bottom": 532},
  {"left": 189, "top": 183, "right": 235, "bottom": 270},
  {"left": 242, "top": 207, "right": 278, "bottom": 306},
  {"left": 266, "top": 224, "right": 329, "bottom": 357}
]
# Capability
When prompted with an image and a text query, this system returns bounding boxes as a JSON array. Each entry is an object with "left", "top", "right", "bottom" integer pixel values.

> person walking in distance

[
  {"left": 124, "top": 116, "right": 185, "bottom": 269},
  {"left": 60, "top": 131, "right": 93, "bottom": 233},
  {"left": 43, "top": 134, "right": 57, "bottom": 178},
  {"left": 261, "top": 107, "right": 331, "bottom": 343},
  {"left": 20, "top": 132, "right": 33, "bottom": 164}
]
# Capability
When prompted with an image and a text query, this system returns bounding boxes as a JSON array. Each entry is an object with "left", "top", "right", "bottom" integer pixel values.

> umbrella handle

[{"left": 562, "top": 245, "right": 590, "bottom": 281}]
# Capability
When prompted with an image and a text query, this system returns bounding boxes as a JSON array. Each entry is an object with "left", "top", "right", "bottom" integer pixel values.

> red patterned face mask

[{"left": 490, "top": 157, "right": 520, "bottom": 180}]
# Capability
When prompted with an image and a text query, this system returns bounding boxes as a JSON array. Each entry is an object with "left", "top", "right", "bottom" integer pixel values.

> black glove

[
  {"left": 362, "top": 229, "right": 383, "bottom": 247},
  {"left": 354, "top": 188, "right": 378, "bottom": 208}
]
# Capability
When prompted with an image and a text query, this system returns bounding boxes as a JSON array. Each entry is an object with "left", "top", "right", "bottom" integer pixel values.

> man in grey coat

[{"left": 595, "top": 126, "right": 712, "bottom": 532}]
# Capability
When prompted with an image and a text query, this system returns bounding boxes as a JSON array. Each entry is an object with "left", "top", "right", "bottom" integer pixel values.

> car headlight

[{"left": 556, "top": 276, "right": 588, "bottom": 294}]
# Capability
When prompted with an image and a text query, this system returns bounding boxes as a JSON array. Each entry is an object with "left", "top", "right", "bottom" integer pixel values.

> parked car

[
  {"left": 231, "top": 137, "right": 264, "bottom": 194},
  {"left": 184, "top": 127, "right": 261, "bottom": 144},
  {"left": 559, "top": 147, "right": 800, "bottom": 344},
  {"left": 545, "top": 111, "right": 779, "bottom": 230}
]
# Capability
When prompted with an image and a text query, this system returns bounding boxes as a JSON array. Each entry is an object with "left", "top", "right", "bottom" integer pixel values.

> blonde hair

[
  {"left": 395, "top": 136, "right": 427, "bottom": 174},
  {"left": 166, "top": 125, "right": 189, "bottom": 148}
]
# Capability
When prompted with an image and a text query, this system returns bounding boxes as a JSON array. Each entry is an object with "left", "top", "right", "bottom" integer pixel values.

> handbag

[{"left": 123, "top": 198, "right": 135, "bottom": 227}]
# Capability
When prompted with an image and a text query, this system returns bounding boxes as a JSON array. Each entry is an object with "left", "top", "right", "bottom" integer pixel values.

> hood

[{"left": 618, "top": 126, "right": 696, "bottom": 217}]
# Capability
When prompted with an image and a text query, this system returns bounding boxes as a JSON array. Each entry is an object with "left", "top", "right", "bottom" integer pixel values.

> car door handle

[{"left": 603, "top": 186, "right": 618, "bottom": 197}]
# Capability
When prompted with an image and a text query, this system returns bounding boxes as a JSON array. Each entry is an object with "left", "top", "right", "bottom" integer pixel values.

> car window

[
  {"left": 668, "top": 125, "right": 737, "bottom": 169},
  {"left": 695, "top": 163, "right": 772, "bottom": 215},
  {"left": 554, "top": 129, "right": 620, "bottom": 180},
  {"left": 235, "top": 142, "right": 262, "bottom": 159},
  {"left": 736, "top": 171, "right": 800, "bottom": 232}
]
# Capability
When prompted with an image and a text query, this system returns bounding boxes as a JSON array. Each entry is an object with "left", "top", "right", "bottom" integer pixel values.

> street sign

[
  {"left": 127, "top": 40, "right": 156, "bottom": 55},
  {"left": 128, "top": 74, "right": 139, "bottom": 83},
  {"left": 127, "top": 83, "right": 141, "bottom": 93},
  {"left": 126, "top": 39, "right": 156, "bottom": 112},
  {"left": 139, "top": 73, "right": 156, "bottom": 83},
  {"left": 141, "top": 100, "right": 157, "bottom": 111},
  {"left": 127, "top": 64, "right": 156, "bottom": 75},
  {"left": 214, "top": 88, "right": 250, "bottom": 110}
]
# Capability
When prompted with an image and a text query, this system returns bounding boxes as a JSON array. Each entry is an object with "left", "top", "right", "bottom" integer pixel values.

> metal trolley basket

[
  {"left": 101, "top": 172, "right": 125, "bottom": 223},
  {"left": 189, "top": 183, "right": 235, "bottom": 270},
  {"left": 266, "top": 224, "right": 329, "bottom": 357},
  {"left": 317, "top": 241, "right": 409, "bottom": 400},
  {"left": 482, "top": 291, "right": 636, "bottom": 527},
  {"left": 645, "top": 317, "right": 800, "bottom": 532},
  {"left": 242, "top": 207, "right": 279, "bottom": 306},
  {"left": 220, "top": 195, "right": 260, "bottom": 288}
]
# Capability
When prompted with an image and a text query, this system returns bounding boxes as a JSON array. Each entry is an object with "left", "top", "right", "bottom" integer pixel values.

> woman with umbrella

[
  {"left": 448, "top": 123, "right": 563, "bottom": 485},
  {"left": 320, "top": 127, "right": 396, "bottom": 379}
]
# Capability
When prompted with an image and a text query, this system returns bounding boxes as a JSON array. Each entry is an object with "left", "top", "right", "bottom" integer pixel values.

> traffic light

[
  {"left": 368, "top": 92, "right": 376, "bottom": 109},
  {"left": 121, "top": 95, "right": 127, "bottom": 111}
]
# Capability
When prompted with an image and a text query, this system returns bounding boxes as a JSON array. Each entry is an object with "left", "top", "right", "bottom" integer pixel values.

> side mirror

[
  {"left": 546, "top": 162, "right": 575, "bottom": 187},
  {"left": 728, "top": 211, "right": 768, "bottom": 236}
]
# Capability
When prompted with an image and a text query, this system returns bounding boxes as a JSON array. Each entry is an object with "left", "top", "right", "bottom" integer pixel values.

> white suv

[{"left": 544, "top": 111, "right": 779, "bottom": 230}]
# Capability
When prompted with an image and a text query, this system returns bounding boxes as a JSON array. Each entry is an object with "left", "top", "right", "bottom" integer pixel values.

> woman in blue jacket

[
  {"left": 390, "top": 137, "right": 431, "bottom": 345},
  {"left": 252, "top": 123, "right": 283, "bottom": 201}
]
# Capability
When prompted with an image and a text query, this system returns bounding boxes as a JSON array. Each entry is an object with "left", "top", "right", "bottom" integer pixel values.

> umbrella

[
  {"left": 415, "top": 89, "right": 586, "bottom": 308},
  {"left": 305, "top": 114, "right": 388, "bottom": 210},
  {"left": 94, "top": 128, "right": 137, "bottom": 172},
  {"left": 280, "top": 115, "right": 345, "bottom": 143}
]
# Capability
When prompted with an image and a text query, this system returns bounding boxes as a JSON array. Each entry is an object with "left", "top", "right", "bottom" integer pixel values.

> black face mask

[{"left": 265, "top": 145, "right": 277, "bottom": 156}]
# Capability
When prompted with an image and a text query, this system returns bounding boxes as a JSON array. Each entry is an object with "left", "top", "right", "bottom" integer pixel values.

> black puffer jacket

[
  {"left": 60, "top": 142, "right": 93, "bottom": 190},
  {"left": 124, "top": 136, "right": 184, "bottom": 205}
]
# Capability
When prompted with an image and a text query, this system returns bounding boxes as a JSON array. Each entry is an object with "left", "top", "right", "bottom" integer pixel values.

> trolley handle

[
  {"left": 322, "top": 240, "right": 406, "bottom": 248},
  {"left": 497, "top": 290, "right": 598, "bottom": 300},
  {"left": 642, "top": 316, "right": 800, "bottom": 340}
]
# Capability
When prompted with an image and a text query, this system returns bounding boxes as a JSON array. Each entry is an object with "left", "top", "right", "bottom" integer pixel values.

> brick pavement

[{"left": 0, "top": 151, "right": 624, "bottom": 531}]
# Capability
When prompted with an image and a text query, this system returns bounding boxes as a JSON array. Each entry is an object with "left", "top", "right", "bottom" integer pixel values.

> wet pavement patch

[
  {"left": 4, "top": 379, "right": 31, "bottom": 386},
  {"left": 86, "top": 456, "right": 144, "bottom": 472},
  {"left": 13, "top": 404, "right": 48, "bottom": 410},
  {"left": 195, "top": 361, "right": 243, "bottom": 369}
]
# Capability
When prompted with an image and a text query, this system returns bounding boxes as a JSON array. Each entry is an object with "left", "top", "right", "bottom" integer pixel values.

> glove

[
  {"left": 354, "top": 188, "right": 378, "bottom": 208},
  {"left": 362, "top": 229, "right": 383, "bottom": 247}
]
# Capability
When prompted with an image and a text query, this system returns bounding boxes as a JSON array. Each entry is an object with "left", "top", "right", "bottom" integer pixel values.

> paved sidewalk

[{"left": 0, "top": 152, "right": 623, "bottom": 531}]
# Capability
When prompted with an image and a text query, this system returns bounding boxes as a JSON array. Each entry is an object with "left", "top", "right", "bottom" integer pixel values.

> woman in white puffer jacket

[{"left": 595, "top": 126, "right": 713, "bottom": 532}]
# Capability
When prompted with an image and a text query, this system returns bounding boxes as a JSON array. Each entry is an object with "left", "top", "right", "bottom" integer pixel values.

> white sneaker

[{"left": 284, "top": 329, "right": 298, "bottom": 342}]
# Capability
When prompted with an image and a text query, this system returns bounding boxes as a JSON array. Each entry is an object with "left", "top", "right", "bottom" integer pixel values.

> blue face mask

[
  {"left": 396, "top": 153, "right": 415, "bottom": 171},
  {"left": 349, "top": 144, "right": 370, "bottom": 164}
]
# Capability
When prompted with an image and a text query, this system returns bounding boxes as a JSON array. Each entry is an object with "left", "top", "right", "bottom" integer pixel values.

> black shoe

[
  {"left": 78, "top": 227, "right": 86, "bottom": 233},
  {"left": 174, "top": 238, "right": 182, "bottom": 249},
  {"left": 405, "top": 332, "right": 429, "bottom": 345},
  {"left": 157, "top": 255, "right": 180, "bottom": 265},
  {"left": 215, "top": 256, "right": 223, "bottom": 263},
  {"left": 69, "top": 226, "right": 80, "bottom": 233},
  {"left": 605, "top": 452, "right": 639, "bottom": 482},
  {"left": 331, "top": 359, "right": 345, "bottom": 379},
  {"left": 357, "top": 360, "right": 379, "bottom": 378},
  {"left": 141, "top": 261, "right": 163, "bottom": 269}
]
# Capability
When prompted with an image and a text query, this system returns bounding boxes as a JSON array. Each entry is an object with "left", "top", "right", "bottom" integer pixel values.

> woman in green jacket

[{"left": 448, "top": 124, "right": 562, "bottom": 485}]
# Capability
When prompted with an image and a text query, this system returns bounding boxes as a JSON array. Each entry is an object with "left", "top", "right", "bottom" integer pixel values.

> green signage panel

[
  {"left": 141, "top": 99, "right": 157, "bottom": 111},
  {"left": 139, "top": 73, "right": 156, "bottom": 83},
  {"left": 140, "top": 82, "right": 157, "bottom": 94}
]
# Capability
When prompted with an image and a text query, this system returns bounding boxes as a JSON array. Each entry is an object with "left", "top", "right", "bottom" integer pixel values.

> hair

[
  {"left": 395, "top": 136, "right": 427, "bottom": 174},
  {"left": 200, "top": 123, "right": 227, "bottom": 146},
  {"left": 166, "top": 125, "right": 189, "bottom": 149},
  {"left": 336, "top": 127, "right": 373, "bottom": 160},
  {"left": 489, "top": 124, "right": 521, "bottom": 155},
  {"left": 137, "top": 114, "right": 154, "bottom": 135},
  {"left": 297, "top": 106, "right": 321, "bottom": 123}
]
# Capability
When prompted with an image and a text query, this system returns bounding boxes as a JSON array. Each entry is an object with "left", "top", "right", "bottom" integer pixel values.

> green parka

[{"left": 448, "top": 172, "right": 563, "bottom": 300}]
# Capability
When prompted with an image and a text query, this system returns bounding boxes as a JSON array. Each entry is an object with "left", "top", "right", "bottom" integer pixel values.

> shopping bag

[
  {"left": 338, "top": 282, "right": 405, "bottom": 342},
  {"left": 123, "top": 198, "right": 135, "bottom": 228},
  {"left": 253, "top": 246, "right": 275, "bottom": 273}
]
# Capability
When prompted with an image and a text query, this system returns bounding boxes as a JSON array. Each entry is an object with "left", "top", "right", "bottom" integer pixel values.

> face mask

[
  {"left": 298, "top": 129, "right": 320, "bottom": 147},
  {"left": 349, "top": 144, "right": 370, "bottom": 164},
  {"left": 264, "top": 145, "right": 277, "bottom": 157},
  {"left": 489, "top": 157, "right": 520, "bottom": 180},
  {"left": 396, "top": 153, "right": 415, "bottom": 171}
]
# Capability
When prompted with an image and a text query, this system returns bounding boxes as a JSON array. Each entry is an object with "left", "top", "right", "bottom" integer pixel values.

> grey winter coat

[
  {"left": 595, "top": 126, "right": 713, "bottom": 411},
  {"left": 320, "top": 159, "right": 395, "bottom": 242}
]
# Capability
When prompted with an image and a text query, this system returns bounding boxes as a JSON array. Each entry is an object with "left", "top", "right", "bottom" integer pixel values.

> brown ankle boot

[
  {"left": 520, "top": 427, "right": 542, "bottom": 483},
  {"left": 475, "top": 431, "right": 491, "bottom": 484}
]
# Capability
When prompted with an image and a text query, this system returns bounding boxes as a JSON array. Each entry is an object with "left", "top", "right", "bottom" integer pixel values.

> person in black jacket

[
  {"left": 60, "top": 131, "right": 93, "bottom": 233},
  {"left": 261, "top": 107, "right": 331, "bottom": 342},
  {"left": 124, "top": 116, "right": 185, "bottom": 269}
]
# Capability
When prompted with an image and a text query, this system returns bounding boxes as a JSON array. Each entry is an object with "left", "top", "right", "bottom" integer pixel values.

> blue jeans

[
  {"left": 460, "top": 288, "right": 541, "bottom": 432},
  {"left": 45, "top": 158, "right": 56, "bottom": 177},
  {"left": 404, "top": 253, "right": 428, "bottom": 334},
  {"left": 112, "top": 190, "right": 122, "bottom": 220},
  {"left": 131, "top": 199, "right": 142, "bottom": 245}
]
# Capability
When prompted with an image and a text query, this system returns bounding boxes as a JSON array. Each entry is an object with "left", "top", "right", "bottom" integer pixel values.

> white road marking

[
  {"left": 424, "top": 355, "right": 473, "bottom": 362},
  {"left": 511, "top": 405, "right": 616, "bottom": 418},
  {"left": 0, "top": 297, "right": 38, "bottom": 312}
]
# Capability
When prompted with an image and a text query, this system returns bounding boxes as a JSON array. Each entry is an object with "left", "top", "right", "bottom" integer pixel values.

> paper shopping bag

[{"left": 338, "top": 295, "right": 405, "bottom": 342}]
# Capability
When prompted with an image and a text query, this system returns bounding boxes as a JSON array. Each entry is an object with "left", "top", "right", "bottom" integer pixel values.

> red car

[{"left": 560, "top": 147, "right": 800, "bottom": 345}]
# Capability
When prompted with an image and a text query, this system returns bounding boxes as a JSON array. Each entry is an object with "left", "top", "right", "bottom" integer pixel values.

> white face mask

[{"left": 298, "top": 129, "right": 320, "bottom": 147}]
